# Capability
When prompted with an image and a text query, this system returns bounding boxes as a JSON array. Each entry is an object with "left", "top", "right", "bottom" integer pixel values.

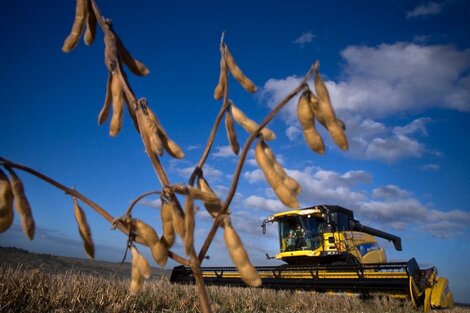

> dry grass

[{"left": 0, "top": 265, "right": 467, "bottom": 313}]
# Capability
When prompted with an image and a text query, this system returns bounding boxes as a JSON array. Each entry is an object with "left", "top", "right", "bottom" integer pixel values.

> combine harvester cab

[
  {"left": 262, "top": 205, "right": 400, "bottom": 265},
  {"left": 170, "top": 205, "right": 454, "bottom": 311}
]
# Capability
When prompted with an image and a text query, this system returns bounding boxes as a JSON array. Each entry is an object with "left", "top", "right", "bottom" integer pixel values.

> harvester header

[{"left": 171, "top": 205, "right": 453, "bottom": 311}]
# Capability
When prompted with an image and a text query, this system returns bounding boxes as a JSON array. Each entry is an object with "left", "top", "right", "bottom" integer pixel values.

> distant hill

[{"left": 0, "top": 246, "right": 170, "bottom": 279}]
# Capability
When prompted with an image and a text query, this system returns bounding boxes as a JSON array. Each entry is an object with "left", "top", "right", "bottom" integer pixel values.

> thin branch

[
  {"left": 0, "top": 156, "right": 190, "bottom": 267},
  {"left": 189, "top": 33, "right": 229, "bottom": 187},
  {"left": 125, "top": 190, "right": 161, "bottom": 216},
  {"left": 90, "top": 0, "right": 171, "bottom": 189},
  {"left": 197, "top": 64, "right": 316, "bottom": 262},
  {"left": 67, "top": 2, "right": 215, "bottom": 311},
  {"left": 89, "top": 0, "right": 106, "bottom": 28}
]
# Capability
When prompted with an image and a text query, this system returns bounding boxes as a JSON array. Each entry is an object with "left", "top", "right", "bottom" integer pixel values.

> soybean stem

[
  {"left": 125, "top": 190, "right": 161, "bottom": 216},
  {"left": 0, "top": 157, "right": 190, "bottom": 267},
  {"left": 197, "top": 65, "right": 315, "bottom": 262},
  {"left": 189, "top": 34, "right": 229, "bottom": 187}
]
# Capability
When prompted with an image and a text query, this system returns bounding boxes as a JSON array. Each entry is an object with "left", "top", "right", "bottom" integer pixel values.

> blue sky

[{"left": 1, "top": 0, "right": 469, "bottom": 303}]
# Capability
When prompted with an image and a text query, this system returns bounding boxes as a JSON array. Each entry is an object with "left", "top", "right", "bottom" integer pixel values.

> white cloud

[
  {"left": 406, "top": 2, "right": 442, "bottom": 18},
  {"left": 244, "top": 195, "right": 285, "bottom": 213},
  {"left": 358, "top": 118, "right": 387, "bottom": 137},
  {"left": 420, "top": 163, "right": 440, "bottom": 171},
  {"left": 261, "top": 43, "right": 470, "bottom": 162},
  {"left": 372, "top": 185, "right": 410, "bottom": 199},
  {"left": 243, "top": 168, "right": 265, "bottom": 184},
  {"left": 293, "top": 31, "right": 315, "bottom": 46},
  {"left": 256, "top": 166, "right": 370, "bottom": 207},
  {"left": 175, "top": 164, "right": 224, "bottom": 181},
  {"left": 212, "top": 145, "right": 236, "bottom": 158},
  {"left": 245, "top": 158, "right": 258, "bottom": 167},
  {"left": 420, "top": 221, "right": 465, "bottom": 239},
  {"left": 355, "top": 198, "right": 470, "bottom": 237},
  {"left": 240, "top": 165, "right": 470, "bottom": 239},
  {"left": 357, "top": 198, "right": 429, "bottom": 224},
  {"left": 231, "top": 211, "right": 266, "bottom": 236},
  {"left": 364, "top": 134, "right": 426, "bottom": 162},
  {"left": 263, "top": 43, "right": 470, "bottom": 119},
  {"left": 428, "top": 209, "right": 470, "bottom": 224},
  {"left": 243, "top": 167, "right": 372, "bottom": 210},
  {"left": 335, "top": 43, "right": 470, "bottom": 115},
  {"left": 285, "top": 125, "right": 301, "bottom": 141},
  {"left": 311, "top": 169, "right": 373, "bottom": 188},
  {"left": 140, "top": 198, "right": 162, "bottom": 209},
  {"left": 346, "top": 118, "right": 430, "bottom": 162},
  {"left": 187, "top": 144, "right": 202, "bottom": 151},
  {"left": 393, "top": 118, "right": 431, "bottom": 136},
  {"left": 262, "top": 75, "right": 303, "bottom": 125}
]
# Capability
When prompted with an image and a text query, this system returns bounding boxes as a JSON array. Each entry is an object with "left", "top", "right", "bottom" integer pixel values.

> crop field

[
  {"left": 0, "top": 247, "right": 467, "bottom": 313},
  {"left": 0, "top": 263, "right": 467, "bottom": 313}
]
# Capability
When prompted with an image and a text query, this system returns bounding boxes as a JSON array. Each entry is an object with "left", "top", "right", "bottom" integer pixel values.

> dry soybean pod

[
  {"left": 148, "top": 125, "right": 164, "bottom": 156},
  {"left": 183, "top": 194, "right": 195, "bottom": 255},
  {"left": 261, "top": 141, "right": 301, "bottom": 195},
  {"left": 214, "top": 46, "right": 227, "bottom": 100},
  {"left": 297, "top": 90, "right": 325, "bottom": 154},
  {"left": 83, "top": 0, "right": 96, "bottom": 46},
  {"left": 157, "top": 129, "right": 185, "bottom": 159},
  {"left": 72, "top": 197, "right": 94, "bottom": 259},
  {"left": 154, "top": 121, "right": 185, "bottom": 159},
  {"left": 225, "top": 108, "right": 240, "bottom": 155},
  {"left": 196, "top": 176, "right": 221, "bottom": 218},
  {"left": 116, "top": 36, "right": 150, "bottom": 77},
  {"left": 0, "top": 168, "right": 14, "bottom": 233},
  {"left": 336, "top": 118, "right": 346, "bottom": 130},
  {"left": 130, "top": 245, "right": 152, "bottom": 279},
  {"left": 187, "top": 185, "right": 220, "bottom": 204},
  {"left": 172, "top": 184, "right": 220, "bottom": 204},
  {"left": 144, "top": 105, "right": 185, "bottom": 159},
  {"left": 230, "top": 101, "right": 275, "bottom": 141},
  {"left": 103, "top": 20, "right": 119, "bottom": 73},
  {"left": 223, "top": 44, "right": 257, "bottom": 93},
  {"left": 135, "top": 100, "right": 163, "bottom": 156},
  {"left": 62, "top": 0, "right": 87, "bottom": 52},
  {"left": 255, "top": 141, "right": 299, "bottom": 208},
  {"left": 141, "top": 110, "right": 164, "bottom": 156},
  {"left": 168, "top": 200, "right": 186, "bottom": 239},
  {"left": 6, "top": 167, "right": 35, "bottom": 240},
  {"left": 109, "top": 74, "right": 124, "bottom": 136},
  {"left": 160, "top": 200, "right": 175, "bottom": 247},
  {"left": 327, "top": 122, "right": 349, "bottom": 151},
  {"left": 313, "top": 62, "right": 348, "bottom": 151},
  {"left": 130, "top": 218, "right": 159, "bottom": 247},
  {"left": 134, "top": 108, "right": 152, "bottom": 154},
  {"left": 223, "top": 217, "right": 261, "bottom": 287},
  {"left": 312, "top": 61, "right": 336, "bottom": 125},
  {"left": 98, "top": 73, "right": 112, "bottom": 125},
  {"left": 150, "top": 240, "right": 168, "bottom": 267},
  {"left": 129, "top": 266, "right": 144, "bottom": 295},
  {"left": 129, "top": 247, "right": 145, "bottom": 295}
]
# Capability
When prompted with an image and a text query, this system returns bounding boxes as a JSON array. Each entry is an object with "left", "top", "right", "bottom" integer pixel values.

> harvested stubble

[{"left": 1, "top": 264, "right": 460, "bottom": 313}]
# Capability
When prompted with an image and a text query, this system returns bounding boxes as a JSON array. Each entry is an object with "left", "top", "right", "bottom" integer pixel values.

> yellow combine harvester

[{"left": 171, "top": 205, "right": 454, "bottom": 311}]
